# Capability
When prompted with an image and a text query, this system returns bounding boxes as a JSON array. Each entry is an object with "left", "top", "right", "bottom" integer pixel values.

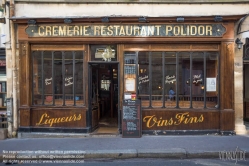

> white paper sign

[
  {"left": 124, "top": 94, "right": 131, "bottom": 99},
  {"left": 125, "top": 78, "right": 135, "bottom": 91},
  {"left": 206, "top": 78, "right": 216, "bottom": 91}
]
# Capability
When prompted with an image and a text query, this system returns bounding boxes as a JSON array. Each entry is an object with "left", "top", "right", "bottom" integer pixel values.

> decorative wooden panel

[
  {"left": 220, "top": 109, "right": 235, "bottom": 131},
  {"left": 123, "top": 44, "right": 219, "bottom": 51},
  {"left": 31, "top": 45, "right": 85, "bottom": 51},
  {"left": 142, "top": 109, "right": 219, "bottom": 130},
  {"left": 92, "top": 109, "right": 98, "bottom": 128},
  {"left": 191, "top": 44, "right": 219, "bottom": 50},
  {"left": 30, "top": 108, "right": 86, "bottom": 128},
  {"left": 19, "top": 108, "right": 30, "bottom": 126},
  {"left": 124, "top": 44, "right": 150, "bottom": 50},
  {"left": 19, "top": 42, "right": 31, "bottom": 106},
  {"left": 245, "top": 102, "right": 249, "bottom": 118},
  {"left": 151, "top": 44, "right": 190, "bottom": 50},
  {"left": 118, "top": 44, "right": 124, "bottom": 108},
  {"left": 220, "top": 42, "right": 234, "bottom": 110}
]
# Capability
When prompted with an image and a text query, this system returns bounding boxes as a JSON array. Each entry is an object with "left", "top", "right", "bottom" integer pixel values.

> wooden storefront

[{"left": 15, "top": 16, "right": 238, "bottom": 135}]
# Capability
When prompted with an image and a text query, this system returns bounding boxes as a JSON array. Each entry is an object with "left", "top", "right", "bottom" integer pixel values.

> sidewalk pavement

[{"left": 0, "top": 134, "right": 249, "bottom": 161}]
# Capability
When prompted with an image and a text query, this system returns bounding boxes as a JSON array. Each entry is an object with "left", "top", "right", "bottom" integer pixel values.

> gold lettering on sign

[
  {"left": 73, "top": 26, "right": 80, "bottom": 36},
  {"left": 206, "top": 25, "right": 212, "bottom": 35},
  {"left": 36, "top": 113, "right": 82, "bottom": 127},
  {"left": 101, "top": 26, "right": 107, "bottom": 36},
  {"left": 148, "top": 26, "right": 154, "bottom": 36},
  {"left": 94, "top": 26, "right": 100, "bottom": 35},
  {"left": 38, "top": 26, "right": 45, "bottom": 36},
  {"left": 165, "top": 26, "right": 172, "bottom": 35},
  {"left": 143, "top": 112, "right": 204, "bottom": 128},
  {"left": 33, "top": 25, "right": 217, "bottom": 37},
  {"left": 119, "top": 26, "right": 125, "bottom": 36},
  {"left": 126, "top": 26, "right": 132, "bottom": 36},
  {"left": 52, "top": 26, "right": 58, "bottom": 36},
  {"left": 114, "top": 25, "right": 120, "bottom": 35},
  {"left": 84, "top": 26, "right": 89, "bottom": 36},
  {"left": 46, "top": 26, "right": 52, "bottom": 36},
  {"left": 155, "top": 25, "right": 161, "bottom": 35},
  {"left": 59, "top": 26, "right": 66, "bottom": 36},
  {"left": 107, "top": 26, "right": 114, "bottom": 36}
]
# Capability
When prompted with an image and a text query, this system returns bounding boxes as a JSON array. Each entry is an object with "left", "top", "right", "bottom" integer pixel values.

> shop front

[{"left": 16, "top": 17, "right": 237, "bottom": 135}]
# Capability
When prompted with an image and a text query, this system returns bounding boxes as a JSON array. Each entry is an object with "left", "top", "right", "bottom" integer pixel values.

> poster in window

[
  {"left": 206, "top": 78, "right": 216, "bottom": 92},
  {"left": 125, "top": 78, "right": 136, "bottom": 92}
]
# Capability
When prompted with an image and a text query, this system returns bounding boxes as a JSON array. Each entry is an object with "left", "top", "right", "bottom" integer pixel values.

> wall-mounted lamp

[
  {"left": 235, "top": 38, "right": 243, "bottom": 49},
  {"left": 214, "top": 16, "right": 223, "bottom": 22},
  {"left": 138, "top": 17, "right": 147, "bottom": 22},
  {"left": 101, "top": 17, "right": 109, "bottom": 23},
  {"left": 64, "top": 18, "right": 72, "bottom": 24},
  {"left": 176, "top": 17, "right": 184, "bottom": 22},
  {"left": 27, "top": 19, "right": 36, "bottom": 25}
]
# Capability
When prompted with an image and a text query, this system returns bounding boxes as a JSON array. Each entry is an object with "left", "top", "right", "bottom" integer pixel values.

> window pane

[
  {"left": 192, "top": 52, "right": 204, "bottom": 109},
  {"left": 164, "top": 52, "right": 176, "bottom": 108},
  {"left": 206, "top": 52, "right": 219, "bottom": 109},
  {"left": 179, "top": 52, "right": 190, "bottom": 108},
  {"left": 138, "top": 51, "right": 150, "bottom": 107},
  {"left": 151, "top": 52, "right": 162, "bottom": 108},
  {"left": 64, "top": 51, "right": 74, "bottom": 106},
  {"left": 44, "top": 51, "right": 54, "bottom": 105},
  {"left": 91, "top": 45, "right": 117, "bottom": 61},
  {"left": 124, "top": 51, "right": 136, "bottom": 93},
  {"left": 53, "top": 51, "right": 63, "bottom": 105},
  {"left": 75, "top": 51, "right": 84, "bottom": 105},
  {"left": 33, "top": 51, "right": 43, "bottom": 105}
]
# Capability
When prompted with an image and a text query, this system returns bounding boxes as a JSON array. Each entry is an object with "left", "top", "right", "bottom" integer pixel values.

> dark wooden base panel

[
  {"left": 220, "top": 109, "right": 235, "bottom": 131},
  {"left": 142, "top": 130, "right": 220, "bottom": 135},
  {"left": 142, "top": 130, "right": 235, "bottom": 135},
  {"left": 18, "top": 127, "right": 91, "bottom": 133}
]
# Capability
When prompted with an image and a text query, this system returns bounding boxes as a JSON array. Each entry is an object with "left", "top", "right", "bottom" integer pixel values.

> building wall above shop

[
  {"left": 14, "top": 3, "right": 249, "bottom": 18},
  {"left": 13, "top": 0, "right": 249, "bottom": 4}
]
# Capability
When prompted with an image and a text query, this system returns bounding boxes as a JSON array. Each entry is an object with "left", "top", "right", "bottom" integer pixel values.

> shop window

[
  {"left": 151, "top": 52, "right": 163, "bottom": 108},
  {"left": 124, "top": 51, "right": 219, "bottom": 109},
  {"left": 32, "top": 51, "right": 84, "bottom": 106},
  {"left": 138, "top": 52, "right": 149, "bottom": 107},
  {"left": 164, "top": 52, "right": 177, "bottom": 108}
]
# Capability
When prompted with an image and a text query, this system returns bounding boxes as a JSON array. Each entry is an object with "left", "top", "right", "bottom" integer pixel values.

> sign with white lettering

[
  {"left": 26, "top": 24, "right": 226, "bottom": 37},
  {"left": 122, "top": 99, "right": 141, "bottom": 138}
]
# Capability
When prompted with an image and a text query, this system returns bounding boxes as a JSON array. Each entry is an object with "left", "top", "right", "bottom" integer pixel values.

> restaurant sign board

[{"left": 26, "top": 24, "right": 226, "bottom": 37}]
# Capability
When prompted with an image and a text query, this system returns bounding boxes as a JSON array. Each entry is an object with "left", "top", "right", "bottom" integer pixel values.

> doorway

[
  {"left": 244, "top": 64, "right": 249, "bottom": 130},
  {"left": 89, "top": 62, "right": 119, "bottom": 135}
]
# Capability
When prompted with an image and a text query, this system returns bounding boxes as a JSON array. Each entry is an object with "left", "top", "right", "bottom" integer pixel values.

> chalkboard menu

[{"left": 122, "top": 99, "right": 141, "bottom": 138}]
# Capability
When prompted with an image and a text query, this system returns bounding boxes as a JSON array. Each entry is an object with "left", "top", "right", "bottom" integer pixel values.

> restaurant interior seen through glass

[
  {"left": 124, "top": 51, "right": 219, "bottom": 109},
  {"left": 32, "top": 48, "right": 219, "bottom": 109}
]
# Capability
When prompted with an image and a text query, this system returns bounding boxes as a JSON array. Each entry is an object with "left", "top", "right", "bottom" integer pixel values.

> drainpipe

[{"left": 10, "top": 0, "right": 17, "bottom": 137}]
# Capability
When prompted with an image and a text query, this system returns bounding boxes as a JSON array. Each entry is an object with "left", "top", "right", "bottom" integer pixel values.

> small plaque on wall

[{"left": 206, "top": 78, "right": 216, "bottom": 92}]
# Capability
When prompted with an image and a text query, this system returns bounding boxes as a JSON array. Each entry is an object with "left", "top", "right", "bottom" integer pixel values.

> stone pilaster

[{"left": 234, "top": 18, "right": 248, "bottom": 134}]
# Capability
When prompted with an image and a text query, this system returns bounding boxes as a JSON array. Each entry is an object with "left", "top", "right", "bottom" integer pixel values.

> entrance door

[
  {"left": 244, "top": 64, "right": 249, "bottom": 122},
  {"left": 89, "top": 62, "right": 119, "bottom": 135}
]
